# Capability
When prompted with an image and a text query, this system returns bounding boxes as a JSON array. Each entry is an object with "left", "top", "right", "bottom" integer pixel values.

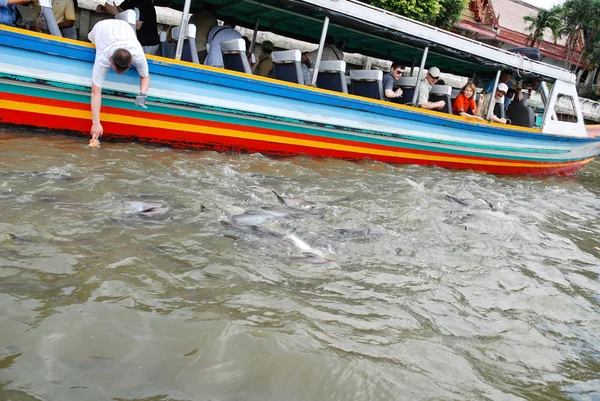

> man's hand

[
  {"left": 95, "top": 4, "right": 107, "bottom": 13},
  {"left": 435, "top": 100, "right": 445, "bottom": 110},
  {"left": 395, "top": 88, "right": 403, "bottom": 98},
  {"left": 91, "top": 121, "right": 103, "bottom": 140},
  {"left": 135, "top": 92, "right": 147, "bottom": 109},
  {"left": 104, "top": 2, "right": 119, "bottom": 15}
]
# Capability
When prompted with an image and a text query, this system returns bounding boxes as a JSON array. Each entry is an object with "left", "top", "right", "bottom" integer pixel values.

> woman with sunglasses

[{"left": 452, "top": 82, "right": 484, "bottom": 121}]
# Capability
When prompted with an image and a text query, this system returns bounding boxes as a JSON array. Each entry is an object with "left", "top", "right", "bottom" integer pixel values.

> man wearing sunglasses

[
  {"left": 88, "top": 19, "right": 150, "bottom": 142},
  {"left": 416, "top": 66, "right": 445, "bottom": 110},
  {"left": 383, "top": 61, "right": 405, "bottom": 101}
]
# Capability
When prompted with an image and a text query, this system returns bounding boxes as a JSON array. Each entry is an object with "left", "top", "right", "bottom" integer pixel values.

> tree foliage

[
  {"left": 523, "top": 7, "right": 562, "bottom": 48},
  {"left": 368, "top": 0, "right": 467, "bottom": 29},
  {"left": 560, "top": 0, "right": 600, "bottom": 71}
]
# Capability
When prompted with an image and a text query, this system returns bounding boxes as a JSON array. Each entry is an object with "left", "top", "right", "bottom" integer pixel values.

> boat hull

[{"left": 1, "top": 27, "right": 599, "bottom": 176}]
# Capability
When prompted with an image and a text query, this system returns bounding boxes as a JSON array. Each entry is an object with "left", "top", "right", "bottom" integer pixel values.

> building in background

[{"left": 454, "top": 0, "right": 583, "bottom": 70}]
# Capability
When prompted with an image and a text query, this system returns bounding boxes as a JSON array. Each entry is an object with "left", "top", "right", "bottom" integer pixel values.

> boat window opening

[{"left": 554, "top": 94, "right": 579, "bottom": 123}]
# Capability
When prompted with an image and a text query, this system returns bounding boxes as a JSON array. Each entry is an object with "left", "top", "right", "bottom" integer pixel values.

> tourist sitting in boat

[
  {"left": 383, "top": 61, "right": 405, "bottom": 101},
  {"left": 255, "top": 40, "right": 273, "bottom": 77},
  {"left": 97, "top": 0, "right": 160, "bottom": 55},
  {"left": 301, "top": 52, "right": 312, "bottom": 85},
  {"left": 452, "top": 82, "right": 484, "bottom": 121},
  {"left": 204, "top": 19, "right": 242, "bottom": 68},
  {"left": 35, "top": 0, "right": 77, "bottom": 39},
  {"left": 482, "top": 69, "right": 515, "bottom": 110},
  {"left": 306, "top": 35, "right": 344, "bottom": 66},
  {"left": 478, "top": 82, "right": 509, "bottom": 124},
  {"left": 188, "top": 3, "right": 216, "bottom": 63},
  {"left": 243, "top": 37, "right": 256, "bottom": 71},
  {"left": 88, "top": 19, "right": 150, "bottom": 141},
  {"left": 0, "top": 0, "right": 30, "bottom": 26},
  {"left": 417, "top": 66, "right": 445, "bottom": 110}
]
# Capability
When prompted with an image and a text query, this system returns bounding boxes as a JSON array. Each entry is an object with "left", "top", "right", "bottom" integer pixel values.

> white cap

[
  {"left": 497, "top": 83, "right": 509, "bottom": 92},
  {"left": 428, "top": 67, "right": 440, "bottom": 78}
]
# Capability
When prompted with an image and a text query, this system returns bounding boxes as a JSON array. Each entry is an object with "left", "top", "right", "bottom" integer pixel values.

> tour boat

[{"left": 1, "top": 0, "right": 599, "bottom": 175}]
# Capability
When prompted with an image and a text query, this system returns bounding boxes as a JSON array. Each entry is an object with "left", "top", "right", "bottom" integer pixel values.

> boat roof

[{"left": 161, "top": 0, "right": 575, "bottom": 83}]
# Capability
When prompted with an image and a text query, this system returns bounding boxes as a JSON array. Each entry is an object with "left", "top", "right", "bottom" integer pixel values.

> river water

[{"left": 1, "top": 125, "right": 600, "bottom": 401}]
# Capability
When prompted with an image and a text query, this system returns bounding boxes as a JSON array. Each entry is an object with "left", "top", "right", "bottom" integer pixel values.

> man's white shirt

[{"left": 88, "top": 19, "right": 149, "bottom": 88}]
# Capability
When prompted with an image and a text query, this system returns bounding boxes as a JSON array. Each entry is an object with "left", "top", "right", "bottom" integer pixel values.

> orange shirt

[{"left": 452, "top": 93, "right": 477, "bottom": 115}]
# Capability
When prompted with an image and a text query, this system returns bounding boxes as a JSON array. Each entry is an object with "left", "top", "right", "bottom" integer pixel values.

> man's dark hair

[
  {"left": 325, "top": 35, "right": 335, "bottom": 45},
  {"left": 391, "top": 61, "right": 405, "bottom": 70},
  {"left": 112, "top": 48, "right": 132, "bottom": 73}
]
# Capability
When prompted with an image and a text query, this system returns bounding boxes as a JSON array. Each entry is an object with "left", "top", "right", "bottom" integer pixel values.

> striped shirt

[{"left": 88, "top": 19, "right": 149, "bottom": 88}]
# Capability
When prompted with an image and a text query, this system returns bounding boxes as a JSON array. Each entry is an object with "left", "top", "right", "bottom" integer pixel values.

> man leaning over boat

[
  {"left": 88, "top": 18, "right": 150, "bottom": 141},
  {"left": 417, "top": 66, "right": 445, "bottom": 110}
]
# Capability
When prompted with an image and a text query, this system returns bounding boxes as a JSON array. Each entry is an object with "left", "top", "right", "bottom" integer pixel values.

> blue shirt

[{"left": 0, "top": 0, "right": 18, "bottom": 26}]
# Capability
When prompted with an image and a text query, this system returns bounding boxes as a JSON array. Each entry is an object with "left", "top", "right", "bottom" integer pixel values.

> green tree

[
  {"left": 368, "top": 0, "right": 467, "bottom": 29},
  {"left": 434, "top": 0, "right": 468, "bottom": 29},
  {"left": 523, "top": 7, "right": 562, "bottom": 48},
  {"left": 560, "top": 0, "right": 600, "bottom": 73}
]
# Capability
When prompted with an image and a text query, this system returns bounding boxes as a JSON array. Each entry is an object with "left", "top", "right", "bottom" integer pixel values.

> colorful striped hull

[{"left": 1, "top": 26, "right": 600, "bottom": 175}]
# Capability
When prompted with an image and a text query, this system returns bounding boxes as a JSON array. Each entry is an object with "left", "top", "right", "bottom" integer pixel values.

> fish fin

[
  {"left": 444, "top": 194, "right": 470, "bottom": 207},
  {"left": 272, "top": 190, "right": 287, "bottom": 206},
  {"left": 7, "top": 233, "right": 27, "bottom": 242}
]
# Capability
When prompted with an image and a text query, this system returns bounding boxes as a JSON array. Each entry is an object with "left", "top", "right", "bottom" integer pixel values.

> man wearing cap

[
  {"left": 255, "top": 40, "right": 274, "bottom": 77},
  {"left": 383, "top": 61, "right": 405, "bottom": 101},
  {"left": 478, "top": 82, "right": 509, "bottom": 124},
  {"left": 88, "top": 19, "right": 151, "bottom": 141},
  {"left": 416, "top": 67, "right": 445, "bottom": 110},
  {"left": 482, "top": 69, "right": 515, "bottom": 110}
]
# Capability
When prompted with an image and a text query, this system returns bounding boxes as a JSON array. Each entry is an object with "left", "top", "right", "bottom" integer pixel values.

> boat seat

[
  {"left": 222, "top": 38, "right": 252, "bottom": 74},
  {"left": 429, "top": 84, "right": 452, "bottom": 114},
  {"left": 349, "top": 70, "right": 383, "bottom": 101},
  {"left": 506, "top": 93, "right": 534, "bottom": 127},
  {"left": 316, "top": 60, "right": 347, "bottom": 94},
  {"left": 39, "top": 0, "right": 62, "bottom": 37},
  {"left": 272, "top": 49, "right": 303, "bottom": 84},
  {"left": 159, "top": 31, "right": 176, "bottom": 59},
  {"left": 172, "top": 24, "right": 199, "bottom": 64},
  {"left": 393, "top": 76, "right": 417, "bottom": 105},
  {"left": 451, "top": 88, "right": 461, "bottom": 100},
  {"left": 115, "top": 9, "right": 136, "bottom": 31}
]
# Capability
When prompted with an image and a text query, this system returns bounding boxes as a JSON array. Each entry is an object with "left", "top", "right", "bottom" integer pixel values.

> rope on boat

[{"left": 516, "top": 54, "right": 534, "bottom": 77}]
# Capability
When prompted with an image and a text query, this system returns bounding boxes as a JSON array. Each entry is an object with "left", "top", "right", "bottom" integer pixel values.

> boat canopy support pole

[
  {"left": 540, "top": 81, "right": 559, "bottom": 130},
  {"left": 175, "top": 0, "right": 192, "bottom": 61},
  {"left": 311, "top": 16, "right": 330, "bottom": 87},
  {"left": 412, "top": 47, "right": 429, "bottom": 105},
  {"left": 485, "top": 69, "right": 502, "bottom": 120},
  {"left": 250, "top": 18, "right": 260, "bottom": 54}
]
